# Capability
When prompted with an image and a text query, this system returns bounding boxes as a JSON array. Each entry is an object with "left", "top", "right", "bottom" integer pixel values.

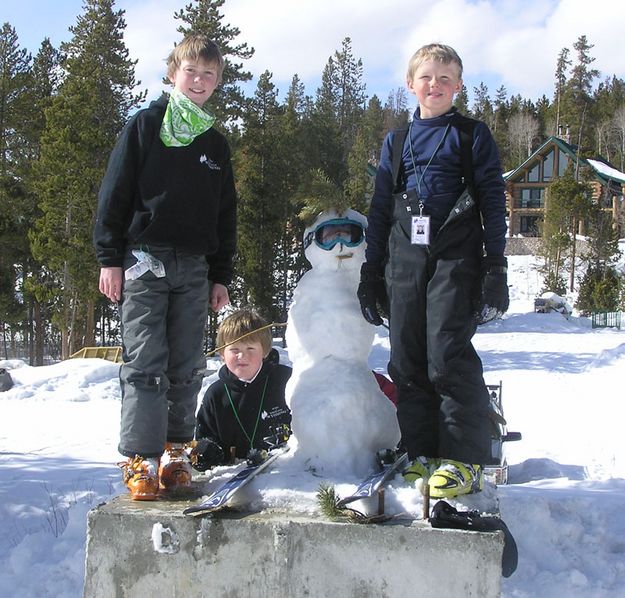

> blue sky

[{"left": 4, "top": 0, "right": 625, "bottom": 109}]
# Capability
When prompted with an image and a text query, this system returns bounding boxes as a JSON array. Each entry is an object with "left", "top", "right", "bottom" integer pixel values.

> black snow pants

[{"left": 385, "top": 189, "right": 491, "bottom": 464}]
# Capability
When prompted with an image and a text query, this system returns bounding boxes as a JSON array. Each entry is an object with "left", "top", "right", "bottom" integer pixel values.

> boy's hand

[
  {"left": 210, "top": 283, "right": 229, "bottom": 312},
  {"left": 99, "top": 267, "right": 123, "bottom": 302},
  {"left": 357, "top": 263, "right": 388, "bottom": 326},
  {"left": 189, "top": 438, "right": 224, "bottom": 471},
  {"left": 477, "top": 256, "right": 509, "bottom": 324}
]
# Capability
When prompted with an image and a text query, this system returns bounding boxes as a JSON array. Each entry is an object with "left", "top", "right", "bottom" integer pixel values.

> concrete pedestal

[{"left": 83, "top": 488, "right": 503, "bottom": 598}]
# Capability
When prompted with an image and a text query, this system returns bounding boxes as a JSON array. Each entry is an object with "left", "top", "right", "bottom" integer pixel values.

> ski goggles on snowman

[{"left": 304, "top": 218, "right": 365, "bottom": 251}]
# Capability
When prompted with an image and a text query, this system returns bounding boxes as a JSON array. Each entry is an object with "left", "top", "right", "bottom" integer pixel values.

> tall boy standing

[
  {"left": 94, "top": 35, "right": 237, "bottom": 500},
  {"left": 358, "top": 43, "right": 509, "bottom": 498}
]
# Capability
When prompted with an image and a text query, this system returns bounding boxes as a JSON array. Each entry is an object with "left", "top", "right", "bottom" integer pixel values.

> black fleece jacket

[
  {"left": 195, "top": 357, "right": 292, "bottom": 461},
  {"left": 93, "top": 95, "right": 237, "bottom": 286}
]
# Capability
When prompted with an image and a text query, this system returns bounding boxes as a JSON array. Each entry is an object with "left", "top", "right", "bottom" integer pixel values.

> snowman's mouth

[{"left": 336, "top": 253, "right": 353, "bottom": 260}]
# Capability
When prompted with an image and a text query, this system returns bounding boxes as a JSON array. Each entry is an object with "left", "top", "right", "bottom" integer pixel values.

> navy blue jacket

[
  {"left": 93, "top": 96, "right": 237, "bottom": 286},
  {"left": 366, "top": 108, "right": 506, "bottom": 266}
]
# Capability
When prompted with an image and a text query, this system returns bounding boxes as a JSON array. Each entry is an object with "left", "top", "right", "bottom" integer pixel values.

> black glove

[
  {"left": 189, "top": 438, "right": 225, "bottom": 471},
  {"left": 357, "top": 263, "right": 388, "bottom": 326},
  {"left": 476, "top": 256, "right": 509, "bottom": 325}
]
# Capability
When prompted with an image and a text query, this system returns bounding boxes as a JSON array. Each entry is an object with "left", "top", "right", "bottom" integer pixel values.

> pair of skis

[{"left": 184, "top": 445, "right": 406, "bottom": 518}]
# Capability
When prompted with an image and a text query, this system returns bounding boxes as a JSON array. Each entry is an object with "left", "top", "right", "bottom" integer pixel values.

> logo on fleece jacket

[{"left": 199, "top": 154, "right": 220, "bottom": 170}]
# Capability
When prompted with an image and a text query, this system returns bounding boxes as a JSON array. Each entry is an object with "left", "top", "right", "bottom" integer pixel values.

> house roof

[
  {"left": 587, "top": 158, "right": 625, "bottom": 185},
  {"left": 504, "top": 135, "right": 625, "bottom": 188}
]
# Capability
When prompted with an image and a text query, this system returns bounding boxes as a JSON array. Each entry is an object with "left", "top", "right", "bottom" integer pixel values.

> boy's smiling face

[
  {"left": 169, "top": 58, "right": 219, "bottom": 107},
  {"left": 407, "top": 59, "right": 462, "bottom": 118},
  {"left": 222, "top": 340, "right": 266, "bottom": 381}
]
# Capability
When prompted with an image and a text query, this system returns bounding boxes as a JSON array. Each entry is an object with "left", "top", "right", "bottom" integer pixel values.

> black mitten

[
  {"left": 190, "top": 438, "right": 225, "bottom": 471},
  {"left": 357, "top": 263, "right": 388, "bottom": 326},
  {"left": 477, "top": 256, "right": 509, "bottom": 324}
]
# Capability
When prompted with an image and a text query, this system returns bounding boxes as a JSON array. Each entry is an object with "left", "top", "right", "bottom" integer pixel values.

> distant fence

[
  {"left": 70, "top": 346, "right": 123, "bottom": 362},
  {"left": 591, "top": 312, "right": 622, "bottom": 329}
]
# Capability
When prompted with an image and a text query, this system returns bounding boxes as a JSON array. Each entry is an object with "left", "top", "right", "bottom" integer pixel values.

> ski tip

[{"left": 183, "top": 506, "right": 216, "bottom": 517}]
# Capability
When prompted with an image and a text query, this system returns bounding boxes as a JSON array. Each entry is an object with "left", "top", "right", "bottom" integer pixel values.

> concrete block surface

[{"left": 84, "top": 493, "right": 503, "bottom": 597}]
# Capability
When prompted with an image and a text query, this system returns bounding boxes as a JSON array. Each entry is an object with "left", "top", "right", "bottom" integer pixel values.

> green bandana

[{"left": 159, "top": 88, "right": 216, "bottom": 147}]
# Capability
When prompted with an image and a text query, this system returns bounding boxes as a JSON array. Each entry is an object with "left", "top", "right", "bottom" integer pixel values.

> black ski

[
  {"left": 337, "top": 449, "right": 408, "bottom": 508},
  {"left": 183, "top": 445, "right": 289, "bottom": 517}
]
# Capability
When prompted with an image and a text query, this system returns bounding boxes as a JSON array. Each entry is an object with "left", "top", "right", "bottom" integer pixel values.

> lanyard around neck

[
  {"left": 408, "top": 122, "right": 451, "bottom": 196},
  {"left": 224, "top": 376, "right": 269, "bottom": 450}
]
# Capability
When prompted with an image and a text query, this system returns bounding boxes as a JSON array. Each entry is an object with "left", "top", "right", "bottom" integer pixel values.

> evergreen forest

[{"left": 1, "top": 0, "right": 624, "bottom": 363}]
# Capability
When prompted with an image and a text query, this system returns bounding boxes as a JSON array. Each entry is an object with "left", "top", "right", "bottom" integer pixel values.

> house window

[
  {"left": 558, "top": 152, "right": 569, "bottom": 176},
  {"left": 527, "top": 162, "right": 540, "bottom": 182},
  {"left": 543, "top": 150, "right": 554, "bottom": 181},
  {"left": 520, "top": 216, "right": 540, "bottom": 236},
  {"left": 518, "top": 188, "right": 544, "bottom": 208}
]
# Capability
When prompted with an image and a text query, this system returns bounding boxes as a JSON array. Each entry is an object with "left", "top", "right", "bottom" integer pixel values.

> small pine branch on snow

[{"left": 316, "top": 483, "right": 367, "bottom": 522}]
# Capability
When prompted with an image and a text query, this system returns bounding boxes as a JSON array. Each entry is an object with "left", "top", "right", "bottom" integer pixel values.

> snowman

[{"left": 285, "top": 208, "right": 400, "bottom": 478}]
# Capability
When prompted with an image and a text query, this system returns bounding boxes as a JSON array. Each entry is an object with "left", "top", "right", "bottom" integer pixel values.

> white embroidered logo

[{"left": 199, "top": 154, "right": 221, "bottom": 170}]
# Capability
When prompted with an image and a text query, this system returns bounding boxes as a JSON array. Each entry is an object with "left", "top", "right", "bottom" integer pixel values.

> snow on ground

[{"left": 1, "top": 253, "right": 625, "bottom": 597}]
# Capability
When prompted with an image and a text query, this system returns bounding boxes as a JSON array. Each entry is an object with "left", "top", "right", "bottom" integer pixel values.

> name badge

[{"left": 411, "top": 216, "right": 430, "bottom": 245}]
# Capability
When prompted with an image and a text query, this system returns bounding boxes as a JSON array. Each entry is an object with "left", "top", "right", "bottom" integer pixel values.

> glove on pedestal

[
  {"left": 357, "top": 263, "right": 388, "bottom": 326},
  {"left": 477, "top": 255, "right": 510, "bottom": 325},
  {"left": 189, "top": 438, "right": 225, "bottom": 471}
]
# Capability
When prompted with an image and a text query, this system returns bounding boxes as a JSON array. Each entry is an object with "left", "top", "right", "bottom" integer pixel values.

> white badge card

[{"left": 411, "top": 215, "right": 430, "bottom": 245}]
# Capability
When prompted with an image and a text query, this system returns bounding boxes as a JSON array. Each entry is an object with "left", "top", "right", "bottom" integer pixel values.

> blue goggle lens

[{"left": 312, "top": 219, "right": 364, "bottom": 251}]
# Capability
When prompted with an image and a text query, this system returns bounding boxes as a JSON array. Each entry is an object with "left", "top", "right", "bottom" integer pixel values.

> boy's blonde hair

[
  {"left": 406, "top": 43, "right": 463, "bottom": 81},
  {"left": 217, "top": 309, "right": 272, "bottom": 355},
  {"left": 166, "top": 34, "right": 225, "bottom": 83}
]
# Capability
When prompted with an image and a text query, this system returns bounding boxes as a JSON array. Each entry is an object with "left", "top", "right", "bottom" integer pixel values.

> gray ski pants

[{"left": 118, "top": 247, "right": 209, "bottom": 458}]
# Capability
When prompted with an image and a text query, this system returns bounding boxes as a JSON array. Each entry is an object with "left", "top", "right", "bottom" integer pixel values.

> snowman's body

[{"left": 285, "top": 209, "right": 400, "bottom": 477}]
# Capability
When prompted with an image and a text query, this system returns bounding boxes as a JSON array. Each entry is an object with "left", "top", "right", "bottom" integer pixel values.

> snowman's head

[{"left": 303, "top": 208, "right": 367, "bottom": 271}]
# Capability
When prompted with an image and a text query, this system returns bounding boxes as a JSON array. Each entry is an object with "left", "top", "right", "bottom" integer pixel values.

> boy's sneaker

[
  {"left": 119, "top": 456, "right": 160, "bottom": 501},
  {"left": 428, "top": 460, "right": 483, "bottom": 498},
  {"left": 159, "top": 442, "right": 193, "bottom": 490},
  {"left": 403, "top": 456, "right": 439, "bottom": 484}
]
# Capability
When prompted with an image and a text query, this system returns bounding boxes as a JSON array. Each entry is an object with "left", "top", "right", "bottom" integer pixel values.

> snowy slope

[{"left": 1, "top": 253, "right": 625, "bottom": 597}]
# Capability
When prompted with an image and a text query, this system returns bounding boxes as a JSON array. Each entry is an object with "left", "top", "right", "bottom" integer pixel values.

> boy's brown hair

[
  {"left": 406, "top": 43, "right": 463, "bottom": 81},
  {"left": 217, "top": 309, "right": 272, "bottom": 355},
  {"left": 166, "top": 34, "right": 225, "bottom": 82}
]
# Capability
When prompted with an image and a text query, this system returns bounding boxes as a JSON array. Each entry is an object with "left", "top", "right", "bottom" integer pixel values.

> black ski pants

[{"left": 385, "top": 213, "right": 491, "bottom": 464}]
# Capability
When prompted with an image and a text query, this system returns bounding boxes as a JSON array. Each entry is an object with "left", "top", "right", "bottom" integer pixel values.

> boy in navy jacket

[{"left": 358, "top": 43, "right": 509, "bottom": 498}]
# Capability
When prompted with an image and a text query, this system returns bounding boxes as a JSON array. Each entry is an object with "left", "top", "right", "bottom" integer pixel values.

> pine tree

[
  {"left": 553, "top": 47, "right": 571, "bottom": 135},
  {"left": 30, "top": 0, "right": 144, "bottom": 358},
  {"left": 234, "top": 71, "right": 286, "bottom": 321},
  {"left": 582, "top": 193, "right": 624, "bottom": 316},
  {"left": 273, "top": 75, "right": 312, "bottom": 328},
  {"left": 454, "top": 84, "right": 470, "bottom": 115},
  {"left": 0, "top": 23, "right": 32, "bottom": 357},
  {"left": 472, "top": 82, "right": 494, "bottom": 129},
  {"left": 0, "top": 23, "right": 31, "bottom": 174},
  {"left": 540, "top": 166, "right": 593, "bottom": 294},
  {"left": 383, "top": 87, "right": 410, "bottom": 133},
  {"left": 18, "top": 38, "right": 62, "bottom": 364},
  {"left": 345, "top": 95, "right": 384, "bottom": 213},
  {"left": 310, "top": 38, "right": 366, "bottom": 190},
  {"left": 565, "top": 36, "right": 600, "bottom": 153},
  {"left": 173, "top": 0, "right": 254, "bottom": 127}
]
